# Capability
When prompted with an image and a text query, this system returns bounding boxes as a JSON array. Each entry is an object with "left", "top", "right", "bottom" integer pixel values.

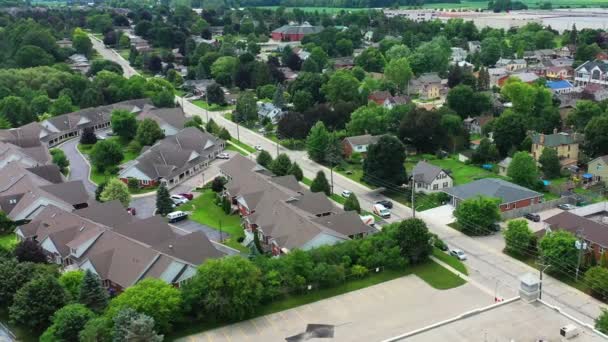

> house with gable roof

[
  {"left": 575, "top": 60, "right": 608, "bottom": 87},
  {"left": 412, "top": 161, "right": 453, "bottom": 194}
]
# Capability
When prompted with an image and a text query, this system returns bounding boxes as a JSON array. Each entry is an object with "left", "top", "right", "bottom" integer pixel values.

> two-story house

[
  {"left": 412, "top": 161, "right": 453, "bottom": 194},
  {"left": 587, "top": 155, "right": 608, "bottom": 186},
  {"left": 531, "top": 130, "right": 582, "bottom": 167},
  {"left": 575, "top": 60, "right": 608, "bottom": 87},
  {"left": 409, "top": 73, "right": 444, "bottom": 100}
]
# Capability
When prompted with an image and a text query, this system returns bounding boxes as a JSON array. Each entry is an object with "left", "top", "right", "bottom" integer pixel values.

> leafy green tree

[
  {"left": 182, "top": 257, "right": 263, "bottom": 321},
  {"left": 0, "top": 211, "right": 14, "bottom": 235},
  {"left": 50, "top": 149, "right": 69, "bottom": 174},
  {"left": 152, "top": 89, "right": 176, "bottom": 108},
  {"left": 234, "top": 92, "right": 258, "bottom": 123},
  {"left": 384, "top": 58, "right": 412, "bottom": 93},
  {"left": 447, "top": 85, "right": 491, "bottom": 118},
  {"left": 49, "top": 95, "right": 75, "bottom": 116},
  {"left": 584, "top": 115, "right": 608, "bottom": 157},
  {"left": 507, "top": 151, "right": 539, "bottom": 189},
  {"left": 31, "top": 95, "right": 51, "bottom": 116},
  {"left": 504, "top": 220, "right": 535, "bottom": 256},
  {"left": 306, "top": 121, "right": 330, "bottom": 163},
  {"left": 363, "top": 135, "right": 407, "bottom": 187},
  {"left": 311, "top": 170, "right": 331, "bottom": 196},
  {"left": 472, "top": 138, "right": 499, "bottom": 164},
  {"left": 539, "top": 230, "right": 578, "bottom": 272},
  {"left": 90, "top": 140, "right": 123, "bottom": 172},
  {"left": 15, "top": 45, "right": 54, "bottom": 67},
  {"left": 0, "top": 260, "right": 56, "bottom": 307},
  {"left": 539, "top": 148, "right": 561, "bottom": 179},
  {"left": 257, "top": 84, "right": 276, "bottom": 100},
  {"left": 322, "top": 70, "right": 360, "bottom": 104},
  {"left": 336, "top": 38, "right": 354, "bottom": 57},
  {"left": 288, "top": 162, "right": 303, "bottom": 182},
  {"left": 270, "top": 153, "right": 292, "bottom": 176},
  {"left": 40, "top": 304, "right": 95, "bottom": 342},
  {"left": 597, "top": 309, "right": 608, "bottom": 334},
  {"left": 111, "top": 109, "right": 138, "bottom": 140},
  {"left": 408, "top": 37, "right": 451, "bottom": 74},
  {"left": 206, "top": 83, "right": 225, "bottom": 105},
  {"left": 344, "top": 193, "right": 361, "bottom": 213},
  {"left": 584, "top": 266, "right": 608, "bottom": 300},
  {"left": 0, "top": 96, "right": 35, "bottom": 127},
  {"left": 386, "top": 219, "right": 433, "bottom": 264},
  {"left": 205, "top": 119, "right": 219, "bottom": 134},
  {"left": 256, "top": 150, "right": 273, "bottom": 168},
  {"left": 13, "top": 240, "right": 46, "bottom": 263},
  {"left": 398, "top": 107, "right": 445, "bottom": 153},
  {"left": 355, "top": 47, "right": 385, "bottom": 72},
  {"left": 79, "top": 316, "right": 111, "bottom": 342},
  {"left": 453, "top": 196, "right": 501, "bottom": 235},
  {"left": 95, "top": 182, "right": 106, "bottom": 202},
  {"left": 184, "top": 116, "right": 204, "bottom": 132},
  {"left": 480, "top": 37, "right": 502, "bottom": 66},
  {"left": 385, "top": 44, "right": 411, "bottom": 61},
  {"left": 135, "top": 118, "right": 164, "bottom": 146},
  {"left": 124, "top": 314, "right": 163, "bottom": 341},
  {"left": 100, "top": 178, "right": 131, "bottom": 207},
  {"left": 272, "top": 85, "right": 285, "bottom": 109},
  {"left": 58, "top": 270, "right": 84, "bottom": 301},
  {"left": 293, "top": 90, "right": 314, "bottom": 112},
  {"left": 492, "top": 111, "right": 527, "bottom": 156},
  {"left": 566, "top": 100, "right": 603, "bottom": 130},
  {"left": 106, "top": 279, "right": 182, "bottom": 333},
  {"left": 347, "top": 103, "right": 388, "bottom": 136},
  {"left": 156, "top": 184, "right": 173, "bottom": 216},
  {"left": 73, "top": 28, "right": 93, "bottom": 57},
  {"left": 79, "top": 270, "right": 108, "bottom": 313},
  {"left": 9, "top": 275, "right": 67, "bottom": 330},
  {"left": 211, "top": 56, "right": 238, "bottom": 86}
]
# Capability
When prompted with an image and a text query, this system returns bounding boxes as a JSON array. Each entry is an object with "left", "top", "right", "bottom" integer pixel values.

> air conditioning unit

[{"left": 560, "top": 324, "right": 579, "bottom": 339}]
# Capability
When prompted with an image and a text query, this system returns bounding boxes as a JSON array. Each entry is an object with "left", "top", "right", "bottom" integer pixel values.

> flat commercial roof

[{"left": 405, "top": 299, "right": 605, "bottom": 342}]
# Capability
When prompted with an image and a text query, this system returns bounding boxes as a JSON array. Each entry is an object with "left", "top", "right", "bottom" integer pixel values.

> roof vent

[
  {"left": 285, "top": 197, "right": 299, "bottom": 203},
  {"left": 79, "top": 226, "right": 85, "bottom": 232},
  {"left": 168, "top": 244, "right": 173, "bottom": 249}
]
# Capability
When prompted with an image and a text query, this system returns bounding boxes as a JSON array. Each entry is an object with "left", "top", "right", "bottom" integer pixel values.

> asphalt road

[
  {"left": 61, "top": 138, "right": 97, "bottom": 195},
  {"left": 90, "top": 37, "right": 607, "bottom": 325}
]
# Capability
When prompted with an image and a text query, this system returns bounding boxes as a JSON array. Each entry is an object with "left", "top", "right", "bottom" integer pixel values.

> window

[
  {"left": 433, "top": 184, "right": 438, "bottom": 190},
  {"left": 443, "top": 182, "right": 448, "bottom": 188},
  {"left": 593, "top": 70, "right": 601, "bottom": 80}
]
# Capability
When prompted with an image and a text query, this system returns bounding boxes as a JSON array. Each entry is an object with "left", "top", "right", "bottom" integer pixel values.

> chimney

[{"left": 540, "top": 133, "right": 545, "bottom": 144}]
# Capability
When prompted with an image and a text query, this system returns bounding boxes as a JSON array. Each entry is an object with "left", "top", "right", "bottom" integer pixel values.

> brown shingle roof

[
  {"left": 75, "top": 200, "right": 133, "bottom": 228},
  {"left": 543, "top": 211, "right": 608, "bottom": 248}
]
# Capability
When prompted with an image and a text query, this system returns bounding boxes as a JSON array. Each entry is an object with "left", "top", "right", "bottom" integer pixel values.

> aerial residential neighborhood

[{"left": 1, "top": 0, "right": 608, "bottom": 341}]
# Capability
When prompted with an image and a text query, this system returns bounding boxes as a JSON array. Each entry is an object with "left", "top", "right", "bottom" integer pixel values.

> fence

[{"left": 500, "top": 196, "right": 577, "bottom": 220}]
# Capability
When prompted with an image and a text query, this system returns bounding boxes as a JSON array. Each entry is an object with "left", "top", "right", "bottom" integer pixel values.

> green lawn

[
  {"left": 0, "top": 233, "right": 17, "bottom": 250},
  {"left": 192, "top": 100, "right": 235, "bottom": 112},
  {"left": 411, "top": 260, "right": 467, "bottom": 290},
  {"left": 423, "top": 156, "right": 506, "bottom": 186},
  {"left": 301, "top": 177, "right": 313, "bottom": 187},
  {"left": 78, "top": 137, "right": 139, "bottom": 186},
  {"left": 229, "top": 138, "right": 256, "bottom": 153},
  {"left": 225, "top": 144, "right": 249, "bottom": 156},
  {"left": 177, "top": 189, "right": 247, "bottom": 252},
  {"left": 432, "top": 248, "right": 468, "bottom": 275}
]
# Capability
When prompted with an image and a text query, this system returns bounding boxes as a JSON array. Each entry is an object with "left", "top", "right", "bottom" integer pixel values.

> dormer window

[
  {"left": 70, "top": 247, "right": 76, "bottom": 255},
  {"left": 9, "top": 199, "right": 16, "bottom": 204}
]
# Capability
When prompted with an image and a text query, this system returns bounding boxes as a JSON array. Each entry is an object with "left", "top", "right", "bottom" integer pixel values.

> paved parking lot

[{"left": 178, "top": 275, "right": 491, "bottom": 342}]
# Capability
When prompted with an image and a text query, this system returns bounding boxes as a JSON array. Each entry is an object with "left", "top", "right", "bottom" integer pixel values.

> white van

[
  {"left": 373, "top": 204, "right": 391, "bottom": 219},
  {"left": 167, "top": 211, "right": 188, "bottom": 223}
]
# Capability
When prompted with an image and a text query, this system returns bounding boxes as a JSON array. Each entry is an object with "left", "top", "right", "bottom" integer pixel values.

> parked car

[
  {"left": 490, "top": 223, "right": 501, "bottom": 233},
  {"left": 450, "top": 249, "right": 467, "bottom": 261},
  {"left": 524, "top": 213, "right": 541, "bottom": 222},
  {"left": 95, "top": 135, "right": 106, "bottom": 140},
  {"left": 167, "top": 211, "right": 188, "bottom": 223},
  {"left": 558, "top": 203, "right": 576, "bottom": 210},
  {"left": 170, "top": 195, "right": 189, "bottom": 205},
  {"left": 254, "top": 145, "right": 263, "bottom": 151},
  {"left": 373, "top": 204, "right": 391, "bottom": 219},
  {"left": 341, "top": 190, "right": 353, "bottom": 198},
  {"left": 375, "top": 200, "right": 393, "bottom": 209},
  {"left": 217, "top": 152, "right": 230, "bottom": 159},
  {"left": 126, "top": 207, "right": 136, "bottom": 216},
  {"left": 179, "top": 193, "right": 194, "bottom": 200}
]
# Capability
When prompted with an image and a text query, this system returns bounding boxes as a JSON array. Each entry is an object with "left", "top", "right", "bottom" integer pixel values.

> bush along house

[{"left": 220, "top": 155, "right": 377, "bottom": 256}]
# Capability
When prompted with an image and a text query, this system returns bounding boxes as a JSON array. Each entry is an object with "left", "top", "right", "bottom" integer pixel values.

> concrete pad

[
  {"left": 418, "top": 204, "right": 455, "bottom": 225},
  {"left": 178, "top": 275, "right": 491, "bottom": 342}
]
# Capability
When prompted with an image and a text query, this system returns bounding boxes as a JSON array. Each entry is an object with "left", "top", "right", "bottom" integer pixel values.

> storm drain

[{"left": 285, "top": 324, "right": 335, "bottom": 341}]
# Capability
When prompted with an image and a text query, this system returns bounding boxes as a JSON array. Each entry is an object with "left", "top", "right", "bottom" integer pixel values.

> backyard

[{"left": 177, "top": 189, "right": 247, "bottom": 252}]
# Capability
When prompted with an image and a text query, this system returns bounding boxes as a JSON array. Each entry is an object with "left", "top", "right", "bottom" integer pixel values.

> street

[{"left": 89, "top": 38, "right": 607, "bottom": 326}]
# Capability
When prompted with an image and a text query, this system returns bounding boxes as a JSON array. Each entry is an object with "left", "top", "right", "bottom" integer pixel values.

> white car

[
  {"left": 254, "top": 145, "right": 263, "bottom": 151},
  {"left": 450, "top": 249, "right": 467, "bottom": 261},
  {"left": 217, "top": 152, "right": 230, "bottom": 159},
  {"left": 170, "top": 195, "right": 189, "bottom": 205},
  {"left": 341, "top": 190, "right": 353, "bottom": 198}
]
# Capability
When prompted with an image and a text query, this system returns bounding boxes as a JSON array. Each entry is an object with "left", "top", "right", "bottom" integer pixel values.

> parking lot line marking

[
  {"left": 250, "top": 319, "right": 262, "bottom": 334},
  {"left": 264, "top": 315, "right": 279, "bottom": 333}
]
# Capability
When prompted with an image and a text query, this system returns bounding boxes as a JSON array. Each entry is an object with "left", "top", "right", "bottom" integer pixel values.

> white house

[
  {"left": 574, "top": 60, "right": 608, "bottom": 87},
  {"left": 257, "top": 102, "right": 284, "bottom": 124},
  {"left": 412, "top": 161, "right": 453, "bottom": 194}
]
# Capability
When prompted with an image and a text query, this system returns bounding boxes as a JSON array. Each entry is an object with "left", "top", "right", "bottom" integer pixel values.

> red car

[
  {"left": 179, "top": 193, "right": 194, "bottom": 200},
  {"left": 126, "top": 207, "right": 137, "bottom": 216}
]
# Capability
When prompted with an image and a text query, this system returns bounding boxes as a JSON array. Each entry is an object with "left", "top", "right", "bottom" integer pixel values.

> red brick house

[
  {"left": 271, "top": 22, "right": 323, "bottom": 41},
  {"left": 442, "top": 178, "right": 543, "bottom": 212},
  {"left": 542, "top": 211, "right": 608, "bottom": 261}
]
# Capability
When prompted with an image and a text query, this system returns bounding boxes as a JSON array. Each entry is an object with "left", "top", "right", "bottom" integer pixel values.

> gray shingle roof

[
  {"left": 543, "top": 211, "right": 608, "bottom": 248},
  {"left": 443, "top": 178, "right": 542, "bottom": 204},
  {"left": 412, "top": 161, "right": 446, "bottom": 184},
  {"left": 343, "top": 134, "right": 380, "bottom": 147},
  {"left": 272, "top": 23, "right": 323, "bottom": 35},
  {"left": 531, "top": 132, "right": 580, "bottom": 147}
]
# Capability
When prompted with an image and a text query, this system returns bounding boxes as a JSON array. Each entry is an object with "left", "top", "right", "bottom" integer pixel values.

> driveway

[
  {"left": 419, "top": 204, "right": 455, "bottom": 225},
  {"left": 171, "top": 220, "right": 229, "bottom": 242},
  {"left": 59, "top": 138, "right": 96, "bottom": 195}
]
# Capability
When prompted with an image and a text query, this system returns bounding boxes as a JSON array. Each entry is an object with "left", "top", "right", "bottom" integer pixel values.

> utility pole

[
  {"left": 537, "top": 261, "right": 551, "bottom": 300},
  {"left": 276, "top": 141, "right": 279, "bottom": 157},
  {"left": 411, "top": 178, "right": 415, "bottom": 218}
]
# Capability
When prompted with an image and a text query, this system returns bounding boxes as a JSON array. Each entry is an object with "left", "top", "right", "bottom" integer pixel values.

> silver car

[{"left": 450, "top": 249, "right": 467, "bottom": 261}]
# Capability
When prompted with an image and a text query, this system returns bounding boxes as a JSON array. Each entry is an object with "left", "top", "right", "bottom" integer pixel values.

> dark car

[
  {"left": 524, "top": 213, "right": 541, "bottom": 222},
  {"left": 490, "top": 223, "right": 501, "bottom": 233},
  {"left": 126, "top": 207, "right": 136, "bottom": 216},
  {"left": 375, "top": 200, "right": 393, "bottom": 209},
  {"left": 179, "top": 193, "right": 194, "bottom": 200}
]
